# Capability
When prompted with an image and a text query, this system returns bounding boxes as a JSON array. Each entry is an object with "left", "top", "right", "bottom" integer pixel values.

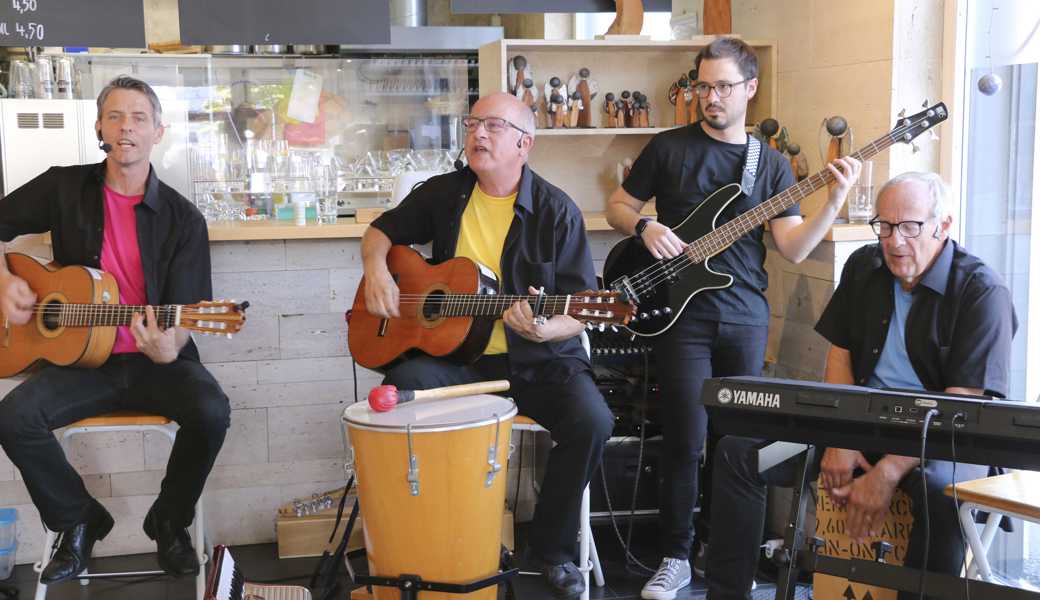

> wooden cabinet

[{"left": 478, "top": 38, "right": 777, "bottom": 212}]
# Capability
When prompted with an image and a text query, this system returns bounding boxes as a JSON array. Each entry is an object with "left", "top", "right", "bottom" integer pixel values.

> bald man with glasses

[
  {"left": 361, "top": 92, "right": 612, "bottom": 599},
  {"left": 704, "top": 171, "right": 1018, "bottom": 600}
]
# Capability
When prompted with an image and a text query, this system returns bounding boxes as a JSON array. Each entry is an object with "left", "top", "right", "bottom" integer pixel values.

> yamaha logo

[{"left": 718, "top": 388, "right": 733, "bottom": 404}]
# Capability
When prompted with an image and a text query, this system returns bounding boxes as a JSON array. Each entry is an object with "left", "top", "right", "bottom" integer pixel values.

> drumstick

[{"left": 368, "top": 380, "right": 511, "bottom": 412}]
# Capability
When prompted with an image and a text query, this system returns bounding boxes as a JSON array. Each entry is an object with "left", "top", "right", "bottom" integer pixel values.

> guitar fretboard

[
  {"left": 37, "top": 304, "right": 180, "bottom": 328},
  {"left": 415, "top": 295, "right": 572, "bottom": 318},
  {"left": 685, "top": 124, "right": 904, "bottom": 262}
]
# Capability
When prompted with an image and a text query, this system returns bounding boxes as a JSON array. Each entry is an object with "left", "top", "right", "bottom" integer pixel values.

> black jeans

[
  {"left": 0, "top": 354, "right": 230, "bottom": 532},
  {"left": 381, "top": 353, "right": 614, "bottom": 565},
  {"left": 705, "top": 435, "right": 989, "bottom": 600},
  {"left": 652, "top": 315, "right": 768, "bottom": 560}
]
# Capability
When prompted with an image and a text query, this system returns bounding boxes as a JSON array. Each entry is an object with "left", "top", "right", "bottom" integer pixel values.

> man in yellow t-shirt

[{"left": 362, "top": 92, "right": 612, "bottom": 599}]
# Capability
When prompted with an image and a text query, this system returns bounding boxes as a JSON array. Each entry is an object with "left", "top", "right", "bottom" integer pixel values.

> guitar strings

[{"left": 620, "top": 120, "right": 916, "bottom": 300}]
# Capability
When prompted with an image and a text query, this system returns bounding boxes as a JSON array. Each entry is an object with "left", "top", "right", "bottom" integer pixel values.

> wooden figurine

[
  {"left": 686, "top": 69, "right": 699, "bottom": 125},
  {"left": 759, "top": 118, "right": 780, "bottom": 150},
  {"left": 603, "top": 92, "right": 618, "bottom": 128},
  {"left": 605, "top": 0, "right": 644, "bottom": 36},
  {"left": 567, "top": 91, "right": 583, "bottom": 128},
  {"left": 518, "top": 77, "right": 539, "bottom": 121},
  {"left": 787, "top": 143, "right": 809, "bottom": 182},
  {"left": 620, "top": 90, "right": 634, "bottom": 127},
  {"left": 822, "top": 115, "right": 851, "bottom": 163},
  {"left": 669, "top": 75, "right": 691, "bottom": 127},
  {"left": 508, "top": 55, "right": 533, "bottom": 96},
  {"left": 549, "top": 92, "right": 567, "bottom": 129},
  {"left": 568, "top": 68, "right": 598, "bottom": 128},
  {"left": 544, "top": 77, "right": 568, "bottom": 117},
  {"left": 614, "top": 98, "right": 626, "bottom": 129},
  {"left": 633, "top": 92, "right": 650, "bottom": 128}
]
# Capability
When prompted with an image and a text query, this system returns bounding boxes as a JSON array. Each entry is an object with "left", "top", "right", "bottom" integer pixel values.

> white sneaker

[{"left": 641, "top": 557, "right": 692, "bottom": 600}]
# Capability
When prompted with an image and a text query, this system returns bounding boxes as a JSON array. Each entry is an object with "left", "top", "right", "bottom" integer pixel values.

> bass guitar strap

[{"left": 741, "top": 134, "right": 762, "bottom": 197}]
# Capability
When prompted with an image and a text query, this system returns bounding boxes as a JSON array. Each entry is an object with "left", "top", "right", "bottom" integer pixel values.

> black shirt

[
  {"left": 0, "top": 161, "right": 213, "bottom": 361},
  {"left": 371, "top": 165, "right": 597, "bottom": 383},
  {"left": 622, "top": 123, "right": 798, "bottom": 325},
  {"left": 815, "top": 240, "right": 1017, "bottom": 398}
]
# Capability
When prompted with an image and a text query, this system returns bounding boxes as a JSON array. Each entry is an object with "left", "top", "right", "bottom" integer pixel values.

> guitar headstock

[
  {"left": 891, "top": 101, "right": 947, "bottom": 150},
  {"left": 181, "top": 300, "right": 249, "bottom": 337},
  {"left": 566, "top": 291, "right": 636, "bottom": 326}
]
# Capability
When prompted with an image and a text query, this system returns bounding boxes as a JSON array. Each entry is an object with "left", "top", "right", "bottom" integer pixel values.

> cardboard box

[
  {"left": 276, "top": 512, "right": 365, "bottom": 559},
  {"left": 813, "top": 486, "right": 914, "bottom": 600}
]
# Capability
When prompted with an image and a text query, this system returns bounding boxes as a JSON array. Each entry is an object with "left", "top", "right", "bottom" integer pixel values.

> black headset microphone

[
  {"left": 97, "top": 132, "right": 112, "bottom": 153},
  {"left": 453, "top": 132, "right": 525, "bottom": 171}
]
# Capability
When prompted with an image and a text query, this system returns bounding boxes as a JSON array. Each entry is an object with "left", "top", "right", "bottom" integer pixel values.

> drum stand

[{"left": 354, "top": 569, "right": 519, "bottom": 600}]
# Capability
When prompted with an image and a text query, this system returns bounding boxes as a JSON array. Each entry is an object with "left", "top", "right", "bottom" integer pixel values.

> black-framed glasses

[
  {"left": 869, "top": 218, "right": 929, "bottom": 238},
  {"left": 691, "top": 79, "right": 751, "bottom": 99},
  {"left": 461, "top": 115, "right": 529, "bottom": 136}
]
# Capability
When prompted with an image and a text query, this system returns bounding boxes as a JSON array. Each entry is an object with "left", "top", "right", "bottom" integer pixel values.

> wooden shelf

[
  {"left": 535, "top": 127, "right": 669, "bottom": 137},
  {"left": 208, "top": 219, "right": 368, "bottom": 241}
]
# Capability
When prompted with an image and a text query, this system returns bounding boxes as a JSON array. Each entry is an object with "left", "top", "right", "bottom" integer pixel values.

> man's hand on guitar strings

[
  {"left": 0, "top": 272, "right": 36, "bottom": 325},
  {"left": 504, "top": 286, "right": 550, "bottom": 343},
  {"left": 364, "top": 267, "right": 401, "bottom": 318},
  {"left": 640, "top": 221, "right": 687, "bottom": 261},
  {"left": 824, "top": 156, "right": 862, "bottom": 210},
  {"left": 130, "top": 306, "right": 179, "bottom": 364}
]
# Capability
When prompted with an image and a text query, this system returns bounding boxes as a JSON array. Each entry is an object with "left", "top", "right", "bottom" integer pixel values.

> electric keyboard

[{"left": 701, "top": 376, "right": 1040, "bottom": 470}]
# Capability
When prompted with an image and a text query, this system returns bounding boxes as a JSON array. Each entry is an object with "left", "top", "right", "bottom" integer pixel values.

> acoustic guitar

[
  {"left": 0, "top": 253, "right": 248, "bottom": 377},
  {"left": 347, "top": 245, "right": 635, "bottom": 370}
]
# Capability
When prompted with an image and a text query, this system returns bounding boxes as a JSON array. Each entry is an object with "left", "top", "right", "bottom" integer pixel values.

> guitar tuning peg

[
  {"left": 921, "top": 98, "right": 929, "bottom": 108},
  {"left": 585, "top": 322, "right": 593, "bottom": 330},
  {"left": 929, "top": 129, "right": 939, "bottom": 141},
  {"left": 898, "top": 108, "right": 907, "bottom": 118},
  {"left": 610, "top": 325, "right": 618, "bottom": 333},
  {"left": 911, "top": 143, "right": 920, "bottom": 154},
  {"left": 598, "top": 322, "right": 606, "bottom": 332}
]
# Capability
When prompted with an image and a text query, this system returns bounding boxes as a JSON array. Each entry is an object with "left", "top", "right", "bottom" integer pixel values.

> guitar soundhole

[
  {"left": 421, "top": 291, "right": 445, "bottom": 321},
  {"left": 41, "top": 300, "right": 62, "bottom": 331}
]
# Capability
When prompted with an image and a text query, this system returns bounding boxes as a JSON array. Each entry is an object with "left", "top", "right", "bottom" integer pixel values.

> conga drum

[{"left": 343, "top": 393, "right": 517, "bottom": 600}]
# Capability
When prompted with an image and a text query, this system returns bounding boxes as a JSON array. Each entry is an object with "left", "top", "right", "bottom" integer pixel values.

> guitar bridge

[{"left": 612, "top": 276, "right": 640, "bottom": 305}]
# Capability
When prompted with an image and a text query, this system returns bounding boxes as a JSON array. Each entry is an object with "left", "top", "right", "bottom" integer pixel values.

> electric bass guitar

[
  {"left": 347, "top": 245, "right": 635, "bottom": 370},
  {"left": 603, "top": 102, "right": 949, "bottom": 337},
  {"left": 0, "top": 253, "right": 248, "bottom": 377}
]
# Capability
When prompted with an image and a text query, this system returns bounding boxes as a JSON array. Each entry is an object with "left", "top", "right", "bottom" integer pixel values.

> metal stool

[
  {"left": 32, "top": 411, "right": 209, "bottom": 600},
  {"left": 511, "top": 415, "right": 606, "bottom": 600}
]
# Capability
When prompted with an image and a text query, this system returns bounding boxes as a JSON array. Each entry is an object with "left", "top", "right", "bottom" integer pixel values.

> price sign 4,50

[{"left": 11, "top": 0, "right": 37, "bottom": 15}]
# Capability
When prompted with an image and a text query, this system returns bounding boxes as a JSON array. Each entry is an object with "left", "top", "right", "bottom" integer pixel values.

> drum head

[{"left": 342, "top": 393, "right": 517, "bottom": 432}]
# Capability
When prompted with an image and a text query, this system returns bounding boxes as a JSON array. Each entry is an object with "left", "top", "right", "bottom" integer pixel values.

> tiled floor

[{"left": 0, "top": 521, "right": 808, "bottom": 599}]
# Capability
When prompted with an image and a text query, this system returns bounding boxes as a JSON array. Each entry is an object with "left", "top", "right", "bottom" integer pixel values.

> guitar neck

[
  {"left": 431, "top": 295, "right": 573, "bottom": 318},
  {"left": 689, "top": 132, "right": 900, "bottom": 259},
  {"left": 41, "top": 304, "right": 182, "bottom": 328}
]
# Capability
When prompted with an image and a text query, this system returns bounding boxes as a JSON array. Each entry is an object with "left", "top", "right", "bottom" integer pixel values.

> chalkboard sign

[
  {"left": 179, "top": 0, "right": 390, "bottom": 45},
  {"left": 452, "top": 0, "right": 671, "bottom": 13},
  {"left": 0, "top": 0, "right": 145, "bottom": 47}
]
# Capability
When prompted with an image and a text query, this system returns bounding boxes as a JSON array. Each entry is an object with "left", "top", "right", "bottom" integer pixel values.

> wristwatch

[{"left": 634, "top": 217, "right": 652, "bottom": 238}]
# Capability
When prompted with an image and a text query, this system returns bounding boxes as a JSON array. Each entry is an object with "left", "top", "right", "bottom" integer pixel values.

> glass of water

[
  {"left": 847, "top": 160, "right": 874, "bottom": 223},
  {"left": 315, "top": 164, "right": 338, "bottom": 224}
]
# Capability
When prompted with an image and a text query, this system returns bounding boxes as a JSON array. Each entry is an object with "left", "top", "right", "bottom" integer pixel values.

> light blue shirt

[{"left": 867, "top": 280, "right": 925, "bottom": 390}]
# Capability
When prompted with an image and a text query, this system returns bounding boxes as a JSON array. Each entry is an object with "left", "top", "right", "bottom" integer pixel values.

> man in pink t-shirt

[{"left": 0, "top": 76, "right": 228, "bottom": 585}]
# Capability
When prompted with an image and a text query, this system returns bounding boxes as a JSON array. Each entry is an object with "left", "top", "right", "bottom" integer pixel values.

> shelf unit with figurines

[{"left": 478, "top": 38, "right": 777, "bottom": 214}]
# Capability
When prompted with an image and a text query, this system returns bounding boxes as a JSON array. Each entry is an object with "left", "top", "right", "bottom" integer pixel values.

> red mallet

[{"left": 367, "top": 380, "right": 511, "bottom": 412}]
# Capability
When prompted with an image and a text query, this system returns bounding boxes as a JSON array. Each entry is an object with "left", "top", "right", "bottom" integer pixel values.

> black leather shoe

[
  {"left": 143, "top": 506, "right": 199, "bottom": 577},
  {"left": 40, "top": 501, "right": 114, "bottom": 584},
  {"left": 543, "top": 561, "right": 585, "bottom": 599}
]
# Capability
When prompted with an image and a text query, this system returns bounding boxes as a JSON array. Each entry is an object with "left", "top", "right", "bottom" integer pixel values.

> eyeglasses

[
  {"left": 869, "top": 218, "right": 930, "bottom": 238},
  {"left": 461, "top": 115, "right": 529, "bottom": 136},
  {"left": 691, "top": 79, "right": 751, "bottom": 99}
]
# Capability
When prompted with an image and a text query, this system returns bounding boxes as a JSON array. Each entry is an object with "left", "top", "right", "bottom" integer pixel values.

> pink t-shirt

[{"left": 100, "top": 186, "right": 147, "bottom": 354}]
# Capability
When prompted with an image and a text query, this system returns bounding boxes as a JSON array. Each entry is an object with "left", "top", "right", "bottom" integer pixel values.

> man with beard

[{"left": 606, "top": 37, "right": 861, "bottom": 599}]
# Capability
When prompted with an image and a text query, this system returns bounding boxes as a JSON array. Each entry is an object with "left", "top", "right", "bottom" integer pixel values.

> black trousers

[
  {"left": 704, "top": 435, "right": 989, "bottom": 600},
  {"left": 0, "top": 353, "right": 230, "bottom": 532},
  {"left": 381, "top": 353, "right": 614, "bottom": 565},
  {"left": 652, "top": 314, "right": 769, "bottom": 560}
]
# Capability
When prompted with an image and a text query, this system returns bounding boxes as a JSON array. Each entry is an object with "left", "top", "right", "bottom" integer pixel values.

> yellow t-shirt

[{"left": 454, "top": 184, "right": 517, "bottom": 355}]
